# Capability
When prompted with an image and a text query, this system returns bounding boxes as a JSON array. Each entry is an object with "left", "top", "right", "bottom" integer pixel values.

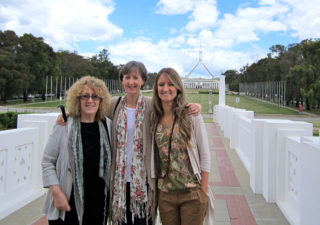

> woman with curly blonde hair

[
  {"left": 42, "top": 76, "right": 112, "bottom": 225},
  {"left": 151, "top": 68, "right": 214, "bottom": 225}
]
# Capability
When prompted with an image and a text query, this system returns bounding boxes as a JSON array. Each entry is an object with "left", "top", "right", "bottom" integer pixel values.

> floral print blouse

[{"left": 155, "top": 123, "right": 200, "bottom": 192}]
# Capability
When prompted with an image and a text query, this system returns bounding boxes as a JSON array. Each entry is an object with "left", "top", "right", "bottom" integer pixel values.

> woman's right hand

[
  {"left": 56, "top": 114, "right": 69, "bottom": 125},
  {"left": 50, "top": 185, "right": 71, "bottom": 211}
]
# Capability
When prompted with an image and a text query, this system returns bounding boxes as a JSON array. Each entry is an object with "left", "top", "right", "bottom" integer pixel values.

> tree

[
  {"left": 58, "top": 50, "right": 94, "bottom": 78},
  {"left": 224, "top": 70, "right": 240, "bottom": 92},
  {"left": 0, "top": 30, "right": 24, "bottom": 103},
  {"left": 269, "top": 44, "right": 286, "bottom": 58},
  {"left": 144, "top": 72, "right": 157, "bottom": 90},
  {"left": 19, "top": 33, "right": 57, "bottom": 101},
  {"left": 90, "top": 49, "right": 118, "bottom": 80}
]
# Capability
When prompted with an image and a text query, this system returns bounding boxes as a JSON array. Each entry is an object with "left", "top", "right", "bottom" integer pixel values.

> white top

[{"left": 126, "top": 107, "right": 136, "bottom": 182}]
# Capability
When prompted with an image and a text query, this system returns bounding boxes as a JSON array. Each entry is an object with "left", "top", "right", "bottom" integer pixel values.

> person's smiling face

[
  {"left": 157, "top": 73, "right": 178, "bottom": 103},
  {"left": 79, "top": 87, "right": 100, "bottom": 119},
  {"left": 122, "top": 69, "right": 144, "bottom": 95}
]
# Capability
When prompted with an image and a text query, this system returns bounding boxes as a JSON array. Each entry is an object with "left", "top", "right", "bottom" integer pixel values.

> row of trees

[
  {"left": 224, "top": 39, "right": 320, "bottom": 110},
  {"left": 0, "top": 30, "right": 122, "bottom": 103}
]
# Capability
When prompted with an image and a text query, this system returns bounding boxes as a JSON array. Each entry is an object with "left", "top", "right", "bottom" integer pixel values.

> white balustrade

[
  {"left": 0, "top": 113, "right": 59, "bottom": 219},
  {"left": 214, "top": 105, "right": 319, "bottom": 225},
  {"left": 299, "top": 137, "right": 320, "bottom": 225},
  {"left": 260, "top": 119, "right": 312, "bottom": 203},
  {"left": 236, "top": 116, "right": 253, "bottom": 173},
  {"left": 0, "top": 128, "right": 42, "bottom": 219}
]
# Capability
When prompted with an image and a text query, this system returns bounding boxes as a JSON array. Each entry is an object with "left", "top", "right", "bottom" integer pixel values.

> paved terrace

[{"left": 0, "top": 122, "right": 290, "bottom": 225}]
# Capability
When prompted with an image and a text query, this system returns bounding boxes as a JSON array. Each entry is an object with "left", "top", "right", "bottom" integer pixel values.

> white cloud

[
  {"left": 211, "top": 4, "right": 289, "bottom": 47},
  {"left": 155, "top": 0, "right": 195, "bottom": 15},
  {"left": 0, "top": 0, "right": 123, "bottom": 51},
  {"left": 282, "top": 0, "right": 320, "bottom": 39},
  {"left": 107, "top": 35, "right": 263, "bottom": 77},
  {"left": 159, "top": 35, "right": 185, "bottom": 48},
  {"left": 185, "top": 0, "right": 219, "bottom": 32},
  {"left": 156, "top": 0, "right": 219, "bottom": 32},
  {"left": 256, "top": 0, "right": 320, "bottom": 40}
]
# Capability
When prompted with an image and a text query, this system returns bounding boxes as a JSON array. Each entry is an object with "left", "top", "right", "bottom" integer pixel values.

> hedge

[{"left": 0, "top": 112, "right": 23, "bottom": 130}]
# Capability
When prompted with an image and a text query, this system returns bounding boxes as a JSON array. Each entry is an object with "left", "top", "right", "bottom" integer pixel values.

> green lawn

[
  {"left": 3, "top": 90, "right": 299, "bottom": 115},
  {"left": 226, "top": 95, "right": 299, "bottom": 115},
  {"left": 2, "top": 90, "right": 320, "bottom": 135}
]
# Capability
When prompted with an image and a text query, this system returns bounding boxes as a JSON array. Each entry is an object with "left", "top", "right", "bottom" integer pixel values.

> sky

[{"left": 1, "top": 0, "right": 320, "bottom": 78}]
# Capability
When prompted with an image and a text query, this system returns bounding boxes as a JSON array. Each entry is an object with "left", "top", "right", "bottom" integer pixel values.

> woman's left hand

[
  {"left": 186, "top": 103, "right": 202, "bottom": 116},
  {"left": 201, "top": 182, "right": 209, "bottom": 195},
  {"left": 201, "top": 171, "right": 209, "bottom": 195}
]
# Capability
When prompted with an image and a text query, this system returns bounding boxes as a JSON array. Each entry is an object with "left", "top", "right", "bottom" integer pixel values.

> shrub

[
  {"left": 0, "top": 112, "right": 20, "bottom": 130},
  {"left": 198, "top": 90, "right": 219, "bottom": 94}
]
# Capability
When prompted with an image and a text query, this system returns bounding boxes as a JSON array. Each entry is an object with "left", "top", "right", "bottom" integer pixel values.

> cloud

[
  {"left": 282, "top": 0, "right": 320, "bottom": 39},
  {"left": 155, "top": 0, "right": 195, "bottom": 15},
  {"left": 0, "top": 0, "right": 123, "bottom": 51},
  {"left": 256, "top": 0, "right": 320, "bottom": 40},
  {"left": 185, "top": 0, "right": 219, "bottom": 32},
  {"left": 156, "top": 0, "right": 218, "bottom": 32},
  {"left": 211, "top": 4, "right": 289, "bottom": 47},
  {"left": 106, "top": 35, "right": 263, "bottom": 77}
]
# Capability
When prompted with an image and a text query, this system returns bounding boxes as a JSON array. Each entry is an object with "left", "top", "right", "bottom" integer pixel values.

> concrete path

[{"left": 0, "top": 122, "right": 290, "bottom": 225}]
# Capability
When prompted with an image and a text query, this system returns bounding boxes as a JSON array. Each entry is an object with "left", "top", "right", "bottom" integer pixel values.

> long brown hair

[{"left": 152, "top": 67, "right": 191, "bottom": 145}]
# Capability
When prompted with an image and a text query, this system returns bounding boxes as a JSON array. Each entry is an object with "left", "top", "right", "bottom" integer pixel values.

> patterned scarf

[
  {"left": 112, "top": 94, "right": 148, "bottom": 223},
  {"left": 71, "top": 116, "right": 112, "bottom": 217}
]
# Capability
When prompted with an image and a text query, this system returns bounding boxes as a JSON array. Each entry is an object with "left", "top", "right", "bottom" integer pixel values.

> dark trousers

[
  {"left": 49, "top": 189, "right": 109, "bottom": 225},
  {"left": 121, "top": 182, "right": 152, "bottom": 225},
  {"left": 48, "top": 190, "right": 79, "bottom": 225}
]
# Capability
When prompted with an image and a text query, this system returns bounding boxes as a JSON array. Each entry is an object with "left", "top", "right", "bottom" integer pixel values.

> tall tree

[
  {"left": 90, "top": 49, "right": 118, "bottom": 80},
  {"left": 0, "top": 30, "right": 24, "bottom": 103},
  {"left": 19, "top": 33, "right": 57, "bottom": 101},
  {"left": 224, "top": 70, "right": 240, "bottom": 92}
]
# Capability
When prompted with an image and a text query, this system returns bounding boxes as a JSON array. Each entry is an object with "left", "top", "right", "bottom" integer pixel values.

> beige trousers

[{"left": 158, "top": 189, "right": 208, "bottom": 225}]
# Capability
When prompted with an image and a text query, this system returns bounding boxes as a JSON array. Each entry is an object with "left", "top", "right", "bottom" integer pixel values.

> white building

[{"left": 182, "top": 77, "right": 219, "bottom": 89}]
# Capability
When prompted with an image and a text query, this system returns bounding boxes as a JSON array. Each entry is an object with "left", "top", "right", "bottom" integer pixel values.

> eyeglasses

[{"left": 79, "top": 94, "right": 101, "bottom": 101}]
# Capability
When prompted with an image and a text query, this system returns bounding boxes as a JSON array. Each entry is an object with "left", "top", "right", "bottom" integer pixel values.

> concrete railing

[
  {"left": 214, "top": 105, "right": 320, "bottom": 225},
  {"left": 0, "top": 113, "right": 59, "bottom": 220}
]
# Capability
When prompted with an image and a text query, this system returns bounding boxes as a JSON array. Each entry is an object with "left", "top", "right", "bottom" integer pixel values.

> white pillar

[{"left": 219, "top": 75, "right": 225, "bottom": 105}]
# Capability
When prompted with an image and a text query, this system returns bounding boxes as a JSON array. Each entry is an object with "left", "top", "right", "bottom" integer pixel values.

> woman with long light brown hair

[{"left": 151, "top": 68, "right": 214, "bottom": 225}]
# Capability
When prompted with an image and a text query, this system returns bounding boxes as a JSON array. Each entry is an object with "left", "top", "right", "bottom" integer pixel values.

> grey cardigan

[
  {"left": 41, "top": 117, "right": 112, "bottom": 223},
  {"left": 151, "top": 115, "right": 215, "bottom": 225}
]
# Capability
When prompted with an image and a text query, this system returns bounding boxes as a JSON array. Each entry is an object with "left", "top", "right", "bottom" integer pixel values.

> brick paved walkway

[{"left": 208, "top": 123, "right": 289, "bottom": 225}]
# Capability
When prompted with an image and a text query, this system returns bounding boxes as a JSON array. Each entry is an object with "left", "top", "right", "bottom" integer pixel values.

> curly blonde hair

[
  {"left": 152, "top": 68, "right": 191, "bottom": 146},
  {"left": 66, "top": 76, "right": 110, "bottom": 121}
]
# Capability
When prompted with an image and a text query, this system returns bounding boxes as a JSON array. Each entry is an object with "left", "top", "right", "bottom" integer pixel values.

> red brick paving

[
  {"left": 214, "top": 195, "right": 257, "bottom": 225},
  {"left": 210, "top": 123, "right": 257, "bottom": 225},
  {"left": 212, "top": 137, "right": 225, "bottom": 148},
  {"left": 210, "top": 150, "right": 240, "bottom": 187}
]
